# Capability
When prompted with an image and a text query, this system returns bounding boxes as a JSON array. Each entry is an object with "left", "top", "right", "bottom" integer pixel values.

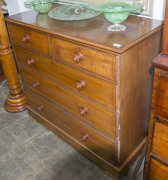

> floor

[{"left": 0, "top": 79, "right": 144, "bottom": 180}]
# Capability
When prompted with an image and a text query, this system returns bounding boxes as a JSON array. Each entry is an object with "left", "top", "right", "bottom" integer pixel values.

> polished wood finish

[
  {"left": 0, "top": 5, "right": 27, "bottom": 112},
  {"left": 149, "top": 158, "right": 168, "bottom": 180},
  {"left": 51, "top": 37, "right": 117, "bottom": 80},
  {"left": 0, "top": 62, "right": 5, "bottom": 81},
  {"left": 144, "top": 66, "right": 168, "bottom": 179},
  {"left": 5, "top": 6, "right": 163, "bottom": 179},
  {"left": 24, "top": 87, "right": 117, "bottom": 165},
  {"left": 144, "top": 2, "right": 168, "bottom": 179},
  {"left": 152, "top": 121, "right": 168, "bottom": 162},
  {"left": 19, "top": 66, "right": 116, "bottom": 138},
  {"left": 7, "top": 23, "right": 50, "bottom": 54},
  {"left": 12, "top": 44, "right": 117, "bottom": 109},
  {"left": 162, "top": 0, "right": 168, "bottom": 55}
]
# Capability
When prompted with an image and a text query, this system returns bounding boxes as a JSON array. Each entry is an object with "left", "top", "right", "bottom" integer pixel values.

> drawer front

[
  {"left": 25, "top": 87, "right": 117, "bottom": 165},
  {"left": 156, "top": 74, "right": 168, "bottom": 120},
  {"left": 152, "top": 121, "right": 168, "bottom": 162},
  {"left": 13, "top": 45, "right": 116, "bottom": 110},
  {"left": 149, "top": 158, "right": 168, "bottom": 180},
  {"left": 7, "top": 23, "right": 50, "bottom": 54},
  {"left": 51, "top": 37, "right": 117, "bottom": 80},
  {"left": 19, "top": 66, "right": 116, "bottom": 138}
]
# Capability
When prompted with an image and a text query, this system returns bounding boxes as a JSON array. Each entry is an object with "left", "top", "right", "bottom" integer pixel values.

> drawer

[
  {"left": 19, "top": 66, "right": 117, "bottom": 138},
  {"left": 51, "top": 37, "right": 117, "bottom": 80},
  {"left": 156, "top": 74, "right": 168, "bottom": 120},
  {"left": 149, "top": 158, "right": 168, "bottom": 180},
  {"left": 7, "top": 23, "right": 50, "bottom": 54},
  {"left": 152, "top": 121, "right": 168, "bottom": 162},
  {"left": 13, "top": 45, "right": 116, "bottom": 110},
  {"left": 25, "top": 87, "right": 117, "bottom": 165}
]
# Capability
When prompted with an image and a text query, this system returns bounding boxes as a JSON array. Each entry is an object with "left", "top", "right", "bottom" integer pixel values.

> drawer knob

[
  {"left": 37, "top": 105, "right": 44, "bottom": 111},
  {"left": 27, "top": 58, "right": 35, "bottom": 66},
  {"left": 22, "top": 35, "right": 30, "bottom": 43},
  {"left": 79, "top": 107, "right": 88, "bottom": 116},
  {"left": 32, "top": 81, "right": 40, "bottom": 88},
  {"left": 76, "top": 80, "right": 85, "bottom": 90},
  {"left": 81, "top": 133, "right": 89, "bottom": 142},
  {"left": 73, "top": 52, "right": 83, "bottom": 63}
]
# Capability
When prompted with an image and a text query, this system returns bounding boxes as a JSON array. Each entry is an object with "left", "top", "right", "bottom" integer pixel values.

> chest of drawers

[
  {"left": 5, "top": 7, "right": 163, "bottom": 179},
  {"left": 144, "top": 55, "right": 168, "bottom": 180}
]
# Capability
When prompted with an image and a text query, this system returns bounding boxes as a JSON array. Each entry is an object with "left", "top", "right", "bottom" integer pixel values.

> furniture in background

[
  {"left": 144, "top": 0, "right": 168, "bottom": 179},
  {"left": 5, "top": 7, "right": 162, "bottom": 179},
  {"left": 0, "top": 5, "right": 27, "bottom": 112},
  {"left": 0, "top": 62, "right": 5, "bottom": 81}
]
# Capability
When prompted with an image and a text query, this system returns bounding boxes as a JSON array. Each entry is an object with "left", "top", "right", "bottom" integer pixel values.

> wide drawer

[
  {"left": 7, "top": 23, "right": 50, "bottom": 54},
  {"left": 152, "top": 120, "right": 168, "bottom": 162},
  {"left": 156, "top": 74, "right": 168, "bottom": 120},
  {"left": 13, "top": 45, "right": 116, "bottom": 109},
  {"left": 19, "top": 66, "right": 117, "bottom": 138},
  {"left": 51, "top": 37, "right": 117, "bottom": 80},
  {"left": 25, "top": 87, "right": 117, "bottom": 165},
  {"left": 149, "top": 158, "right": 168, "bottom": 180}
]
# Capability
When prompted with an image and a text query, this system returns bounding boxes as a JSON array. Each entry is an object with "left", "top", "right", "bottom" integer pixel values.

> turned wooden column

[{"left": 0, "top": 4, "right": 27, "bottom": 112}]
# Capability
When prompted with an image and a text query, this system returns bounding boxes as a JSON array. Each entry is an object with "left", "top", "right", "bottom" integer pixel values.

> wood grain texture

[
  {"left": 162, "top": 0, "right": 168, "bottom": 55},
  {"left": 148, "top": 158, "right": 168, "bottom": 180},
  {"left": 156, "top": 74, "right": 168, "bottom": 119},
  {"left": 119, "top": 31, "right": 162, "bottom": 165},
  {"left": 51, "top": 37, "right": 117, "bottom": 80},
  {"left": 152, "top": 121, "right": 168, "bottom": 162},
  {"left": 7, "top": 23, "right": 50, "bottom": 55},
  {"left": 0, "top": 5, "right": 27, "bottom": 112},
  {"left": 0, "top": 62, "right": 5, "bottom": 81},
  {"left": 24, "top": 87, "right": 117, "bottom": 165},
  {"left": 13, "top": 44, "right": 117, "bottom": 110},
  {"left": 19, "top": 66, "right": 117, "bottom": 138},
  {"left": 5, "top": 6, "right": 163, "bottom": 179}
]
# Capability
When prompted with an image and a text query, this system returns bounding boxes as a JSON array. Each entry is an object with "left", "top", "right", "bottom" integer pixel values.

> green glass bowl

[
  {"left": 90, "top": 0, "right": 144, "bottom": 31},
  {"left": 32, "top": 0, "right": 52, "bottom": 14}
]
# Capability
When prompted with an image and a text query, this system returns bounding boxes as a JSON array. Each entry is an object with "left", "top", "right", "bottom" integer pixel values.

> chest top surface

[{"left": 6, "top": 5, "right": 163, "bottom": 53}]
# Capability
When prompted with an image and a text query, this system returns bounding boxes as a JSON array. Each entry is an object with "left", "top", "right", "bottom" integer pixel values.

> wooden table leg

[{"left": 0, "top": 4, "right": 27, "bottom": 112}]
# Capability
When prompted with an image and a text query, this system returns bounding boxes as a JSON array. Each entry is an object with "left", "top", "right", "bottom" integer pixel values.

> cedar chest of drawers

[{"left": 5, "top": 6, "right": 163, "bottom": 179}]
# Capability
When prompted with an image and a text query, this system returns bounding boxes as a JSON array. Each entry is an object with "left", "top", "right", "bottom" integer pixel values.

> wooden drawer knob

[
  {"left": 73, "top": 52, "right": 83, "bottom": 63},
  {"left": 79, "top": 107, "right": 88, "bottom": 116},
  {"left": 32, "top": 81, "right": 40, "bottom": 88},
  {"left": 81, "top": 133, "right": 89, "bottom": 142},
  {"left": 37, "top": 105, "right": 44, "bottom": 111},
  {"left": 22, "top": 35, "right": 30, "bottom": 43},
  {"left": 27, "top": 58, "right": 35, "bottom": 66},
  {"left": 76, "top": 80, "right": 85, "bottom": 90}
]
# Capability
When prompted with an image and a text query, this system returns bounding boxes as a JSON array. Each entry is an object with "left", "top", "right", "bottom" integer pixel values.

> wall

[
  {"left": 152, "top": 0, "right": 166, "bottom": 20},
  {"left": 4, "top": 0, "right": 167, "bottom": 20}
]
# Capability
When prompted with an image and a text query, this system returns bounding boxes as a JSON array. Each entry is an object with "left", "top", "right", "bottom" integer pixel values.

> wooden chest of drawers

[
  {"left": 144, "top": 55, "right": 168, "bottom": 180},
  {"left": 5, "top": 6, "right": 163, "bottom": 179}
]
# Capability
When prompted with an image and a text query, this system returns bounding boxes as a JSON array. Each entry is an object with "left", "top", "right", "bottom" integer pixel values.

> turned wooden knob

[
  {"left": 81, "top": 133, "right": 89, "bottom": 142},
  {"left": 73, "top": 52, "right": 83, "bottom": 63},
  {"left": 76, "top": 80, "right": 85, "bottom": 90},
  {"left": 32, "top": 81, "right": 40, "bottom": 88},
  {"left": 27, "top": 58, "right": 35, "bottom": 66},
  {"left": 79, "top": 107, "right": 88, "bottom": 116},
  {"left": 37, "top": 105, "right": 44, "bottom": 111},
  {"left": 22, "top": 35, "right": 30, "bottom": 43}
]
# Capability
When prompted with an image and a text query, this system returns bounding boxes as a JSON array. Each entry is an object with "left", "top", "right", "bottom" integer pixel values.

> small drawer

[
  {"left": 7, "top": 23, "right": 50, "bottom": 54},
  {"left": 24, "top": 87, "right": 117, "bottom": 165},
  {"left": 19, "top": 66, "right": 117, "bottom": 138},
  {"left": 51, "top": 37, "right": 117, "bottom": 80},
  {"left": 149, "top": 158, "right": 168, "bottom": 180},
  {"left": 152, "top": 121, "right": 168, "bottom": 162},
  {"left": 13, "top": 45, "right": 116, "bottom": 110}
]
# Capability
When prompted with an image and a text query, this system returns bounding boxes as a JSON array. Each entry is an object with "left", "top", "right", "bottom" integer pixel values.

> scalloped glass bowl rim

[{"left": 89, "top": 1, "right": 144, "bottom": 13}]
